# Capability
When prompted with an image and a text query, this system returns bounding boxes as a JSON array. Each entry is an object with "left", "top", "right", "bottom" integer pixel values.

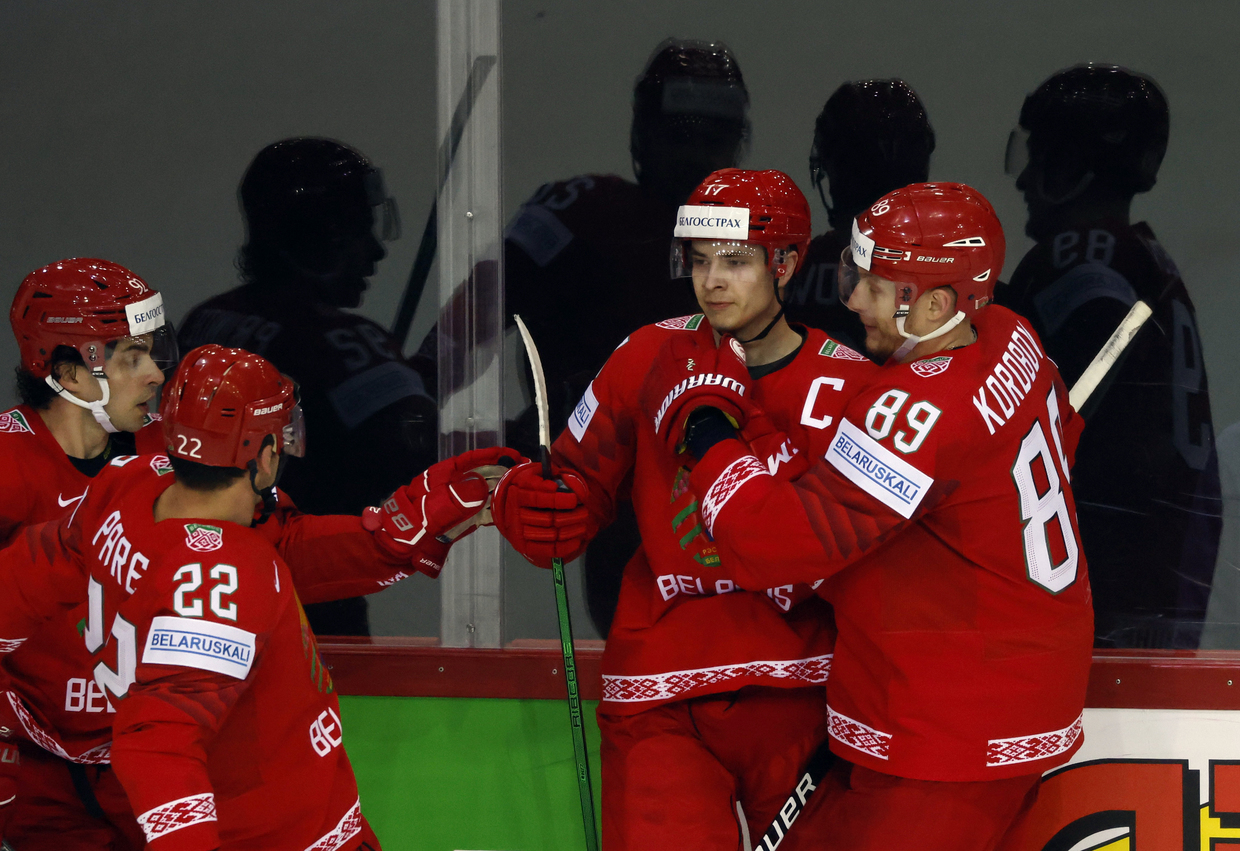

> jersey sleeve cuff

[
  {"left": 138, "top": 792, "right": 220, "bottom": 851},
  {"left": 689, "top": 438, "right": 772, "bottom": 537}
]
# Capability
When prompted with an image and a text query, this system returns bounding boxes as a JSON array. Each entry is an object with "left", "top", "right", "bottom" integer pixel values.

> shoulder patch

[
  {"left": 568, "top": 382, "right": 599, "bottom": 442},
  {"left": 910, "top": 356, "right": 952, "bottom": 377},
  {"left": 150, "top": 455, "right": 173, "bottom": 476},
  {"left": 0, "top": 409, "right": 34, "bottom": 435},
  {"left": 143, "top": 616, "right": 256, "bottom": 679},
  {"left": 825, "top": 419, "right": 933, "bottom": 519},
  {"left": 506, "top": 203, "right": 574, "bottom": 268},
  {"left": 109, "top": 455, "right": 138, "bottom": 468},
  {"left": 184, "top": 523, "right": 223, "bottom": 553},
  {"left": 1033, "top": 263, "right": 1137, "bottom": 337},
  {"left": 656, "top": 314, "right": 705, "bottom": 331},
  {"left": 818, "top": 339, "right": 869, "bottom": 362}
]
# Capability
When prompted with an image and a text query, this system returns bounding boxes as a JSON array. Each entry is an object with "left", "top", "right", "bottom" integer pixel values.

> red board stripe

[{"left": 319, "top": 642, "right": 1240, "bottom": 709}]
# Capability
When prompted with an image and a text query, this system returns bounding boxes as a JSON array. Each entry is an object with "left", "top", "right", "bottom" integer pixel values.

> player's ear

[
  {"left": 53, "top": 361, "right": 81, "bottom": 389},
  {"left": 927, "top": 286, "right": 957, "bottom": 321},
  {"left": 259, "top": 438, "right": 281, "bottom": 477},
  {"left": 776, "top": 249, "right": 799, "bottom": 289}
]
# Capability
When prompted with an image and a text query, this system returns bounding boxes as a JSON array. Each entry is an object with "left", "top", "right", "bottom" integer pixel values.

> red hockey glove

[
  {"left": 639, "top": 331, "right": 751, "bottom": 456},
  {"left": 739, "top": 406, "right": 809, "bottom": 482},
  {"left": 492, "top": 461, "right": 591, "bottom": 568},
  {"left": 362, "top": 446, "right": 526, "bottom": 578}
]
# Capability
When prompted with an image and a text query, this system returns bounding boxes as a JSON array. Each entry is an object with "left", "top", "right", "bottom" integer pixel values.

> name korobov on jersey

[
  {"left": 68, "top": 458, "right": 368, "bottom": 851},
  {"left": 560, "top": 313, "right": 876, "bottom": 713},
  {"left": 693, "top": 305, "right": 1095, "bottom": 781}
]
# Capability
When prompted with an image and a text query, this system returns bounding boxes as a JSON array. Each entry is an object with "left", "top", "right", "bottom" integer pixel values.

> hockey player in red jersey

[
  {"left": 996, "top": 64, "right": 1219, "bottom": 648},
  {"left": 495, "top": 38, "right": 753, "bottom": 637},
  {"left": 1, "top": 258, "right": 177, "bottom": 848},
  {"left": 644, "top": 183, "right": 1094, "bottom": 849},
  {"left": 493, "top": 169, "right": 878, "bottom": 849},
  {"left": 0, "top": 344, "right": 518, "bottom": 850},
  {"left": 786, "top": 78, "right": 935, "bottom": 355},
  {"left": 0, "top": 259, "right": 518, "bottom": 849}
]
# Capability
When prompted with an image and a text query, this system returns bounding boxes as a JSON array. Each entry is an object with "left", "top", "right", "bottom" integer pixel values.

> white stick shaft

[{"left": 1068, "top": 300, "right": 1154, "bottom": 412}]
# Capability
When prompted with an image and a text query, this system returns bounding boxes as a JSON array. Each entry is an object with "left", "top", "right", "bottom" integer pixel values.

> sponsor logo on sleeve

[
  {"left": 655, "top": 314, "right": 705, "bottom": 331},
  {"left": 143, "top": 616, "right": 256, "bottom": 679},
  {"left": 568, "top": 383, "right": 599, "bottom": 442},
  {"left": 818, "top": 339, "right": 869, "bottom": 362},
  {"left": 910, "top": 356, "right": 952, "bottom": 377},
  {"left": 183, "top": 524, "right": 223, "bottom": 553},
  {"left": 825, "top": 419, "right": 933, "bottom": 519},
  {"left": 125, "top": 293, "right": 165, "bottom": 335},
  {"left": 673, "top": 205, "right": 749, "bottom": 240},
  {"left": 0, "top": 409, "right": 33, "bottom": 434}
]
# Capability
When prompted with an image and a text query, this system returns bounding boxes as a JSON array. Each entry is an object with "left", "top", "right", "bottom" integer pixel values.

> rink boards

[{"left": 324, "top": 643, "right": 1240, "bottom": 851}]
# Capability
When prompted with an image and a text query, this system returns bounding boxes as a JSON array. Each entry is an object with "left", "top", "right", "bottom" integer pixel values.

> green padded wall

[{"left": 339, "top": 695, "right": 603, "bottom": 851}]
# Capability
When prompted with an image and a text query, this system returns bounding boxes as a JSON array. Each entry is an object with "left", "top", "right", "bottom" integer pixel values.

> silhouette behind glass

[
  {"left": 995, "top": 65, "right": 1220, "bottom": 648},
  {"left": 179, "top": 138, "right": 437, "bottom": 637},
  {"left": 787, "top": 79, "right": 935, "bottom": 356}
]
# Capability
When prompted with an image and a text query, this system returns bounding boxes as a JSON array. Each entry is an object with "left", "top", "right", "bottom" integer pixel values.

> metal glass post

[{"left": 436, "top": 0, "right": 503, "bottom": 648}]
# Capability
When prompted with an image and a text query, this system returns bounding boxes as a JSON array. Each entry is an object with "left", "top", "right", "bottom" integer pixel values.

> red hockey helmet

[
  {"left": 10, "top": 258, "right": 177, "bottom": 379},
  {"left": 671, "top": 168, "right": 811, "bottom": 279},
  {"left": 839, "top": 182, "right": 1005, "bottom": 319},
  {"left": 161, "top": 345, "right": 305, "bottom": 469}
]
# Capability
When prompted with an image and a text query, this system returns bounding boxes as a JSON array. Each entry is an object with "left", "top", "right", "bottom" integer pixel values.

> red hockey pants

[
  {"left": 3, "top": 742, "right": 144, "bottom": 851},
  {"left": 797, "top": 758, "right": 1041, "bottom": 851},
  {"left": 597, "top": 685, "right": 830, "bottom": 851}
]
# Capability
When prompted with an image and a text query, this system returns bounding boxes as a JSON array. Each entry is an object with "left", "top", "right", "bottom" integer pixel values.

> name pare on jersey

[
  {"left": 971, "top": 323, "right": 1046, "bottom": 435},
  {"left": 92, "top": 510, "right": 150, "bottom": 594}
]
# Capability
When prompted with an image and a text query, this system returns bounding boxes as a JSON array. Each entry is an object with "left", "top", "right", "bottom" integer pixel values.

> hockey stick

[
  {"left": 750, "top": 736, "right": 834, "bottom": 851},
  {"left": 514, "top": 315, "right": 600, "bottom": 851},
  {"left": 1066, "top": 258, "right": 1192, "bottom": 414},
  {"left": 1067, "top": 300, "right": 1153, "bottom": 412},
  {"left": 391, "top": 54, "right": 497, "bottom": 350}
]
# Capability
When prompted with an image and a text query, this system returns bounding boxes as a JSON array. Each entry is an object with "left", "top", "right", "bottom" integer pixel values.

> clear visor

[
  {"left": 670, "top": 239, "right": 767, "bottom": 282},
  {"left": 837, "top": 247, "right": 861, "bottom": 305},
  {"left": 1005, "top": 127, "right": 1030, "bottom": 177},
  {"left": 364, "top": 169, "right": 401, "bottom": 241},
  {"left": 282, "top": 402, "right": 306, "bottom": 458},
  {"left": 95, "top": 325, "right": 180, "bottom": 380}
]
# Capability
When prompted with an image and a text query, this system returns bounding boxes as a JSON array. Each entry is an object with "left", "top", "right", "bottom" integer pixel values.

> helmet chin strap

[
  {"left": 736, "top": 265, "right": 789, "bottom": 345},
  {"left": 44, "top": 375, "right": 120, "bottom": 434},
  {"left": 888, "top": 310, "right": 966, "bottom": 364}
]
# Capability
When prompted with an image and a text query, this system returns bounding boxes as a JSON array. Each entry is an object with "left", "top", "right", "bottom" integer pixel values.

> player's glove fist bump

[
  {"left": 492, "top": 461, "right": 591, "bottom": 568},
  {"left": 362, "top": 446, "right": 526, "bottom": 577},
  {"left": 639, "top": 332, "right": 750, "bottom": 456}
]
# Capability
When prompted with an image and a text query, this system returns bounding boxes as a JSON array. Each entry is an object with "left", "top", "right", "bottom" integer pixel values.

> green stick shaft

[{"left": 552, "top": 555, "right": 599, "bottom": 851}]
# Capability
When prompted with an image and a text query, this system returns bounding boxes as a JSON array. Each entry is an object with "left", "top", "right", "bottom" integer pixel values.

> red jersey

[
  {"left": 0, "top": 411, "right": 412, "bottom": 766},
  {"left": 0, "top": 459, "right": 377, "bottom": 850},
  {"left": 689, "top": 306, "right": 1094, "bottom": 781},
  {"left": 997, "top": 221, "right": 1219, "bottom": 647},
  {"left": 555, "top": 316, "right": 876, "bottom": 714},
  {"left": 0, "top": 409, "right": 164, "bottom": 763}
]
